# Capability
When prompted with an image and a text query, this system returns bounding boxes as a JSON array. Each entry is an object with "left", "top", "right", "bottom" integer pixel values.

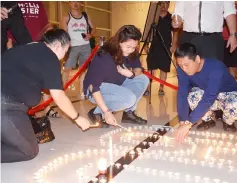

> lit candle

[
  {"left": 98, "top": 158, "right": 107, "bottom": 174},
  {"left": 174, "top": 172, "right": 180, "bottom": 179},
  {"left": 195, "top": 176, "right": 201, "bottom": 182},
  {"left": 91, "top": 178, "right": 98, "bottom": 183},
  {"left": 123, "top": 164, "right": 129, "bottom": 170},
  {"left": 232, "top": 148, "right": 236, "bottom": 155},
  {"left": 115, "top": 163, "right": 121, "bottom": 169},
  {"left": 185, "top": 174, "right": 191, "bottom": 181},
  {"left": 213, "top": 179, "right": 220, "bottom": 183},
  {"left": 203, "top": 177, "right": 209, "bottom": 183}
]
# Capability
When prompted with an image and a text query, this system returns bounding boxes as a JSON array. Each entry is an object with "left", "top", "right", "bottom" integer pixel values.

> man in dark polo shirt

[{"left": 1, "top": 29, "right": 90, "bottom": 163}]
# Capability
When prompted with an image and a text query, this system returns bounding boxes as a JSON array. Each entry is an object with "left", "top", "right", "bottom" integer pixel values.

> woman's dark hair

[
  {"left": 174, "top": 43, "right": 198, "bottom": 61},
  {"left": 99, "top": 25, "right": 142, "bottom": 64},
  {"left": 40, "top": 28, "right": 71, "bottom": 47}
]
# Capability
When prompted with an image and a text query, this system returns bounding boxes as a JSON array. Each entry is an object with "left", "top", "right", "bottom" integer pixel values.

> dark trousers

[
  {"left": 1, "top": 4, "right": 32, "bottom": 53},
  {"left": 1, "top": 93, "right": 39, "bottom": 163},
  {"left": 179, "top": 31, "right": 224, "bottom": 62}
]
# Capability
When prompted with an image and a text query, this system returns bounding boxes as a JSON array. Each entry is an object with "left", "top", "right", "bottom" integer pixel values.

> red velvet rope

[
  {"left": 144, "top": 71, "right": 178, "bottom": 91},
  {"left": 28, "top": 45, "right": 100, "bottom": 115},
  {"left": 28, "top": 45, "right": 178, "bottom": 115}
]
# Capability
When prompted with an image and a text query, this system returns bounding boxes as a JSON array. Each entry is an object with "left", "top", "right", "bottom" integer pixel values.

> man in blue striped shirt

[{"left": 174, "top": 43, "right": 237, "bottom": 143}]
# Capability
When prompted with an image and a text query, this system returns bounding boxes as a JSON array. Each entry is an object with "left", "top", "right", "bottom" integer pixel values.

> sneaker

[
  {"left": 158, "top": 89, "right": 165, "bottom": 96},
  {"left": 121, "top": 111, "right": 147, "bottom": 125},
  {"left": 222, "top": 121, "right": 237, "bottom": 133},
  {"left": 196, "top": 120, "right": 216, "bottom": 131},
  {"left": 143, "top": 90, "right": 149, "bottom": 96},
  {"left": 87, "top": 107, "right": 110, "bottom": 128}
]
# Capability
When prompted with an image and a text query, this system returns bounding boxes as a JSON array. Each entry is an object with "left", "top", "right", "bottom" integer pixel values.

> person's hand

[
  {"left": 174, "top": 121, "right": 191, "bottom": 143},
  {"left": 1, "top": 7, "right": 8, "bottom": 21},
  {"left": 117, "top": 65, "right": 133, "bottom": 78},
  {"left": 75, "top": 116, "right": 90, "bottom": 131},
  {"left": 104, "top": 111, "right": 117, "bottom": 126},
  {"left": 84, "top": 33, "right": 92, "bottom": 41},
  {"left": 226, "top": 35, "right": 237, "bottom": 53},
  {"left": 170, "top": 45, "right": 177, "bottom": 54},
  {"left": 171, "top": 14, "right": 182, "bottom": 29}
]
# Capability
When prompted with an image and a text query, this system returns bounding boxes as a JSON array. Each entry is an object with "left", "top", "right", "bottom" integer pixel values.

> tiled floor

[{"left": 2, "top": 68, "right": 237, "bottom": 183}]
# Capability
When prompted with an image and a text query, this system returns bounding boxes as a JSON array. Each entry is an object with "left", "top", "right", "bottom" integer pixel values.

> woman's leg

[
  {"left": 87, "top": 83, "right": 137, "bottom": 115},
  {"left": 1, "top": 94, "right": 39, "bottom": 163},
  {"left": 159, "top": 70, "right": 167, "bottom": 94},
  {"left": 121, "top": 74, "right": 149, "bottom": 112}
]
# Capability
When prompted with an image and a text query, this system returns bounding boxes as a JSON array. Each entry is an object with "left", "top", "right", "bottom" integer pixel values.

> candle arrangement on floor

[{"left": 33, "top": 125, "right": 237, "bottom": 183}]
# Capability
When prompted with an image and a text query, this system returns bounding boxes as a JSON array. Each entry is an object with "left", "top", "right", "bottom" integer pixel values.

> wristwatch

[
  {"left": 184, "top": 121, "right": 193, "bottom": 129},
  {"left": 230, "top": 32, "right": 237, "bottom": 37}
]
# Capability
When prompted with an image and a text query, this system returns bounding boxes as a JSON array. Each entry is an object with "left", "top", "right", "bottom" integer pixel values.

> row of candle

[
  {"left": 189, "top": 131, "right": 237, "bottom": 141},
  {"left": 111, "top": 164, "right": 229, "bottom": 183}
]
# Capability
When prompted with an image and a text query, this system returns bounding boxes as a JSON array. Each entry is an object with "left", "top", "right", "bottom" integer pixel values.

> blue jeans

[
  {"left": 87, "top": 74, "right": 149, "bottom": 115},
  {"left": 1, "top": 93, "right": 39, "bottom": 163}
]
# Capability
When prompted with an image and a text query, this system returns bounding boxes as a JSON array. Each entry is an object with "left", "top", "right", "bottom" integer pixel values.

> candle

[
  {"left": 115, "top": 163, "right": 121, "bottom": 169},
  {"left": 195, "top": 176, "right": 201, "bottom": 182},
  {"left": 98, "top": 158, "right": 107, "bottom": 174},
  {"left": 185, "top": 174, "right": 191, "bottom": 181},
  {"left": 213, "top": 179, "right": 220, "bottom": 183},
  {"left": 91, "top": 178, "right": 98, "bottom": 183}
]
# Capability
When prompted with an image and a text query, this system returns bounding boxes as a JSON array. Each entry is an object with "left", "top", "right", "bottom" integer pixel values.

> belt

[{"left": 183, "top": 31, "right": 220, "bottom": 36}]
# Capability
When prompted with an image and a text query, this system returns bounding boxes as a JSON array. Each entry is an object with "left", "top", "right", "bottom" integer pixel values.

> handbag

[{"left": 29, "top": 115, "right": 55, "bottom": 144}]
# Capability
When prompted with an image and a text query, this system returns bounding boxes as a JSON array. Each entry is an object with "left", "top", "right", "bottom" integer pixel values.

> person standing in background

[
  {"left": 223, "top": 2, "right": 237, "bottom": 80},
  {"left": 7, "top": 1, "right": 61, "bottom": 118},
  {"left": 1, "top": 1, "right": 32, "bottom": 53},
  {"left": 61, "top": 1, "right": 96, "bottom": 100},
  {"left": 146, "top": 1, "right": 178, "bottom": 96},
  {"left": 172, "top": 1, "right": 237, "bottom": 62}
]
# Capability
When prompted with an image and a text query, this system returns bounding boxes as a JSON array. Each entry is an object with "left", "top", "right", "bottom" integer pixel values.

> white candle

[{"left": 98, "top": 158, "right": 107, "bottom": 174}]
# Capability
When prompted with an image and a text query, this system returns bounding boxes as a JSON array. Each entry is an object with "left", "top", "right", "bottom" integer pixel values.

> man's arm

[
  {"left": 170, "top": 29, "right": 179, "bottom": 54},
  {"left": 60, "top": 15, "right": 69, "bottom": 32},
  {"left": 224, "top": 1, "right": 237, "bottom": 53},
  {"left": 188, "top": 70, "right": 224, "bottom": 123},
  {"left": 50, "top": 90, "right": 90, "bottom": 131},
  {"left": 177, "top": 67, "right": 191, "bottom": 123}
]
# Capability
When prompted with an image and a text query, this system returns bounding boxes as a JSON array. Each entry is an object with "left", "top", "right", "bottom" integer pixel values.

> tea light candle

[
  {"left": 185, "top": 174, "right": 191, "bottom": 181},
  {"left": 195, "top": 176, "right": 201, "bottom": 182},
  {"left": 203, "top": 177, "right": 209, "bottom": 183},
  {"left": 98, "top": 158, "right": 107, "bottom": 174},
  {"left": 115, "top": 163, "right": 121, "bottom": 169},
  {"left": 232, "top": 148, "right": 236, "bottom": 155},
  {"left": 213, "top": 179, "right": 220, "bottom": 183},
  {"left": 174, "top": 172, "right": 180, "bottom": 179}
]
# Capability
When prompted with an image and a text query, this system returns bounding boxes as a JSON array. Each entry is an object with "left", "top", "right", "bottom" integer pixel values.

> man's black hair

[
  {"left": 174, "top": 43, "right": 198, "bottom": 61},
  {"left": 40, "top": 28, "right": 71, "bottom": 47}
]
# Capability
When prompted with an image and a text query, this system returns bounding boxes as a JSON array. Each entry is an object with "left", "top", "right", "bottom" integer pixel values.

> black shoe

[
  {"left": 121, "top": 111, "right": 147, "bottom": 125},
  {"left": 143, "top": 90, "right": 149, "bottom": 96},
  {"left": 214, "top": 110, "right": 223, "bottom": 120},
  {"left": 222, "top": 122, "right": 237, "bottom": 133},
  {"left": 196, "top": 120, "right": 216, "bottom": 131},
  {"left": 87, "top": 107, "right": 110, "bottom": 128}
]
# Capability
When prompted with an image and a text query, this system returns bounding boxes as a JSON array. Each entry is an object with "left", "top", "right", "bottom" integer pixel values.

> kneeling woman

[{"left": 84, "top": 25, "right": 149, "bottom": 127}]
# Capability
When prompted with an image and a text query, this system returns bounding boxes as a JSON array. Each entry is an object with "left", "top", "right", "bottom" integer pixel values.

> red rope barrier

[
  {"left": 144, "top": 71, "right": 178, "bottom": 91},
  {"left": 28, "top": 45, "right": 100, "bottom": 115}
]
